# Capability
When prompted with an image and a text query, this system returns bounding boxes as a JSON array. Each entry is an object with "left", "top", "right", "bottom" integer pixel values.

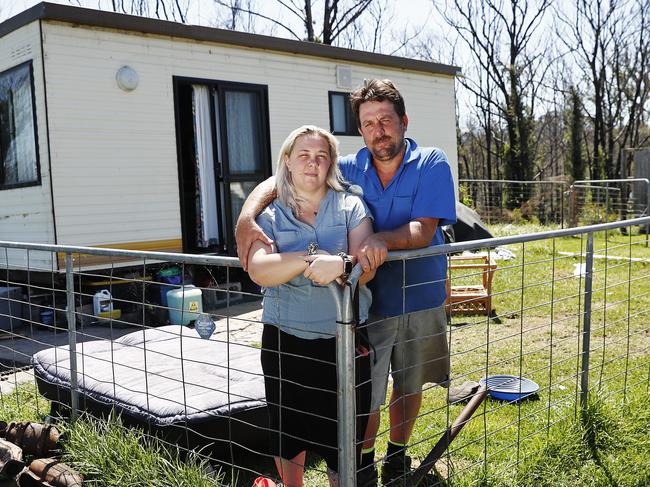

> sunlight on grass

[
  {"left": 62, "top": 412, "right": 223, "bottom": 487},
  {"left": 0, "top": 382, "right": 50, "bottom": 423}
]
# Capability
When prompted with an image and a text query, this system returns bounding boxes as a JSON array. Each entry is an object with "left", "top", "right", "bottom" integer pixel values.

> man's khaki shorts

[{"left": 365, "top": 305, "right": 450, "bottom": 411}]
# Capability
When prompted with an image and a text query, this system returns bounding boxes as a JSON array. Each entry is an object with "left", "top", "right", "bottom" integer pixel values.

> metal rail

[{"left": 3, "top": 217, "right": 649, "bottom": 267}]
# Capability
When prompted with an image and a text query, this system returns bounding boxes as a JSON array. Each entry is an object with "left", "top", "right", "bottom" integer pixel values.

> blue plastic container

[{"left": 156, "top": 267, "right": 183, "bottom": 307}]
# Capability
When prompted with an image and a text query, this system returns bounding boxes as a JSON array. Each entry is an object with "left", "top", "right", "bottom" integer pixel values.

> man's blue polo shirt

[{"left": 339, "top": 138, "right": 456, "bottom": 317}]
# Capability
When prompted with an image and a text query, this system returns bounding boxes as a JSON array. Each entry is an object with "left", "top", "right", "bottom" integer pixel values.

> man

[{"left": 236, "top": 79, "right": 456, "bottom": 486}]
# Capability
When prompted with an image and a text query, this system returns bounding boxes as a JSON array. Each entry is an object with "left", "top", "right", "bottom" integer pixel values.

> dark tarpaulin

[{"left": 443, "top": 202, "right": 493, "bottom": 243}]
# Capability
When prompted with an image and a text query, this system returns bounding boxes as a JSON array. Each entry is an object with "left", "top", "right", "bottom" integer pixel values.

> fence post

[
  {"left": 605, "top": 184, "right": 610, "bottom": 223},
  {"left": 569, "top": 186, "right": 577, "bottom": 227},
  {"left": 65, "top": 253, "right": 79, "bottom": 420},
  {"left": 329, "top": 266, "right": 362, "bottom": 487},
  {"left": 560, "top": 186, "right": 564, "bottom": 228},
  {"left": 580, "top": 233, "right": 594, "bottom": 412},
  {"left": 646, "top": 180, "right": 650, "bottom": 247}
]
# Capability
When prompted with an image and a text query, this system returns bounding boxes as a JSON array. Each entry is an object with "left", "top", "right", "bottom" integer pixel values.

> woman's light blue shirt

[{"left": 256, "top": 189, "right": 373, "bottom": 339}]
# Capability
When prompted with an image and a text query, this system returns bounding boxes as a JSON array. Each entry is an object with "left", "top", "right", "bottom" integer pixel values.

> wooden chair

[{"left": 446, "top": 253, "right": 497, "bottom": 315}]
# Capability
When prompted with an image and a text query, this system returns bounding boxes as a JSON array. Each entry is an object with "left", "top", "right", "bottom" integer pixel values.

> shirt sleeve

[
  {"left": 255, "top": 207, "right": 276, "bottom": 241},
  {"left": 337, "top": 154, "right": 356, "bottom": 182},
  {"left": 345, "top": 193, "right": 373, "bottom": 230},
  {"left": 411, "top": 149, "right": 457, "bottom": 225}
]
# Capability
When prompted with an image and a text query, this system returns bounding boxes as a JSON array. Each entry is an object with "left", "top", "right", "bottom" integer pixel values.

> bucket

[
  {"left": 93, "top": 290, "right": 113, "bottom": 317},
  {"left": 155, "top": 267, "right": 183, "bottom": 307},
  {"left": 167, "top": 285, "right": 203, "bottom": 325},
  {"left": 40, "top": 310, "right": 54, "bottom": 327}
]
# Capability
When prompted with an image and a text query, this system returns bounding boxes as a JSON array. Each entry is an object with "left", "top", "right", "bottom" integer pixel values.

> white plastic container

[
  {"left": 167, "top": 285, "right": 203, "bottom": 325},
  {"left": 93, "top": 290, "right": 113, "bottom": 317}
]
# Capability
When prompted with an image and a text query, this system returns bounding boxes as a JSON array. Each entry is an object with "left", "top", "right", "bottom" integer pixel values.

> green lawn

[
  {"left": 401, "top": 227, "right": 649, "bottom": 486},
  {"left": 305, "top": 226, "right": 650, "bottom": 486}
]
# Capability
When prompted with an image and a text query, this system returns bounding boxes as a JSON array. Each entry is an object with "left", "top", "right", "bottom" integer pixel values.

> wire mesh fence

[
  {"left": 567, "top": 179, "right": 650, "bottom": 229},
  {"left": 459, "top": 178, "right": 650, "bottom": 232},
  {"left": 458, "top": 179, "right": 568, "bottom": 226},
  {"left": 1, "top": 216, "right": 649, "bottom": 486}
]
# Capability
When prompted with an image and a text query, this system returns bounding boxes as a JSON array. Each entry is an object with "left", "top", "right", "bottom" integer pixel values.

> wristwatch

[
  {"left": 307, "top": 242, "right": 319, "bottom": 256},
  {"left": 338, "top": 252, "right": 353, "bottom": 280}
]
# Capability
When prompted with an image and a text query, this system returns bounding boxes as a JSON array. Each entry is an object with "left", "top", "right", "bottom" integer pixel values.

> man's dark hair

[{"left": 349, "top": 79, "right": 406, "bottom": 127}]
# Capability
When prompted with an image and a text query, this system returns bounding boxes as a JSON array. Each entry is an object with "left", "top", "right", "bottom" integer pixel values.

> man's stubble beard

[{"left": 370, "top": 135, "right": 405, "bottom": 163}]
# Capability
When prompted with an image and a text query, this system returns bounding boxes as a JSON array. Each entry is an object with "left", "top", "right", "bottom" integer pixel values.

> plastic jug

[
  {"left": 93, "top": 290, "right": 113, "bottom": 317},
  {"left": 167, "top": 285, "right": 203, "bottom": 325}
]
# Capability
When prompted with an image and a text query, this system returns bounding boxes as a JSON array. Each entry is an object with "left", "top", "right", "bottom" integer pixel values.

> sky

[{"left": 1, "top": 0, "right": 438, "bottom": 34}]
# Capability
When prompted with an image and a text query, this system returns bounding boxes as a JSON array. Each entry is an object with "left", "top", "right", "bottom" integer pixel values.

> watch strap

[{"left": 337, "top": 252, "right": 353, "bottom": 280}]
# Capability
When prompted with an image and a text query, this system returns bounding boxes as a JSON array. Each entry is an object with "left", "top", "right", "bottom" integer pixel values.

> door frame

[{"left": 172, "top": 76, "right": 272, "bottom": 256}]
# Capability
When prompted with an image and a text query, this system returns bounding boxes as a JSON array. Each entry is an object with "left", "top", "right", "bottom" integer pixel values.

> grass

[
  {"left": 61, "top": 412, "right": 224, "bottom": 487},
  {"left": 1, "top": 225, "right": 648, "bottom": 486},
  {"left": 0, "top": 386, "right": 223, "bottom": 486},
  {"left": 419, "top": 227, "right": 649, "bottom": 486},
  {"left": 0, "top": 382, "right": 50, "bottom": 423},
  {"left": 513, "top": 386, "right": 650, "bottom": 487}
]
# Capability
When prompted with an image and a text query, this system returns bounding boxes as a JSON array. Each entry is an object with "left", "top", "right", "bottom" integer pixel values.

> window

[
  {"left": 174, "top": 78, "right": 271, "bottom": 255},
  {"left": 328, "top": 91, "right": 359, "bottom": 136},
  {"left": 0, "top": 62, "right": 39, "bottom": 190}
]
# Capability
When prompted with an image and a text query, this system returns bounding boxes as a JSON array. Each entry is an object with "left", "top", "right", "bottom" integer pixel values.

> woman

[{"left": 248, "top": 125, "right": 374, "bottom": 487}]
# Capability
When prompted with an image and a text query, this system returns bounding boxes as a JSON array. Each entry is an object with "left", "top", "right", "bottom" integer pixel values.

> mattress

[{"left": 32, "top": 325, "right": 268, "bottom": 457}]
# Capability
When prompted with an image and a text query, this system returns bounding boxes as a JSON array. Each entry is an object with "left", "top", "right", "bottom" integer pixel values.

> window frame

[
  {"left": 0, "top": 60, "right": 41, "bottom": 191},
  {"left": 328, "top": 91, "right": 360, "bottom": 136}
]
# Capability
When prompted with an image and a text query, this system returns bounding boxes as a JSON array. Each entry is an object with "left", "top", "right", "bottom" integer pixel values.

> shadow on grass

[{"left": 581, "top": 405, "right": 619, "bottom": 487}]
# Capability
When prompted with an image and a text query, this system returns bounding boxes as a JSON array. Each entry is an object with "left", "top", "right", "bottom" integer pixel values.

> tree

[
  {"left": 612, "top": 0, "right": 650, "bottom": 178},
  {"left": 438, "top": 0, "right": 552, "bottom": 207},
  {"left": 68, "top": 0, "right": 190, "bottom": 22},
  {"left": 215, "top": 0, "right": 261, "bottom": 32},
  {"left": 566, "top": 86, "right": 585, "bottom": 182},
  {"left": 557, "top": 0, "right": 650, "bottom": 181},
  {"left": 213, "top": 0, "right": 374, "bottom": 45}
]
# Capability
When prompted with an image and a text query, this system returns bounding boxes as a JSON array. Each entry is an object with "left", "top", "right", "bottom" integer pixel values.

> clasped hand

[{"left": 302, "top": 252, "right": 344, "bottom": 286}]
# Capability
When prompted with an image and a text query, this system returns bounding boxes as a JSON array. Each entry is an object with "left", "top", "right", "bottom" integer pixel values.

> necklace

[
  {"left": 297, "top": 202, "right": 319, "bottom": 217},
  {"left": 295, "top": 193, "right": 323, "bottom": 219}
]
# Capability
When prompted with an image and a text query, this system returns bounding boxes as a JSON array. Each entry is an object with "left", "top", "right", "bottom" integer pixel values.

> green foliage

[
  {"left": 507, "top": 206, "right": 540, "bottom": 225},
  {"left": 61, "top": 413, "right": 222, "bottom": 487},
  {"left": 577, "top": 201, "right": 620, "bottom": 225},
  {"left": 459, "top": 183, "right": 474, "bottom": 208},
  {"left": 591, "top": 148, "right": 606, "bottom": 180},
  {"left": 0, "top": 382, "right": 50, "bottom": 423}
]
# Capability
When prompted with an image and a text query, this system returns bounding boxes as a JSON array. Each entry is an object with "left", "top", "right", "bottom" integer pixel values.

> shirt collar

[
  {"left": 275, "top": 188, "right": 335, "bottom": 223},
  {"left": 358, "top": 138, "right": 419, "bottom": 172}
]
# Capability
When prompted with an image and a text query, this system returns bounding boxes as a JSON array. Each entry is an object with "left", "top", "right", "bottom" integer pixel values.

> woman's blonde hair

[{"left": 275, "top": 125, "right": 345, "bottom": 214}]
